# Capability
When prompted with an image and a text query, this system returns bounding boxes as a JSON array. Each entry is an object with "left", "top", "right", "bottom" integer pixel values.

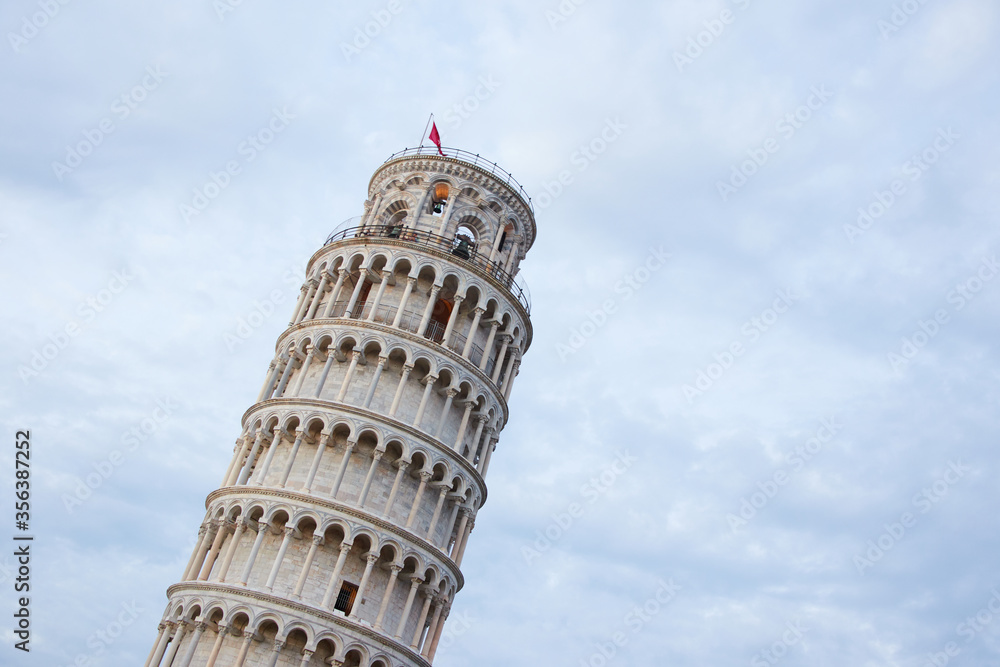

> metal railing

[
  {"left": 322, "top": 300, "right": 495, "bottom": 375},
  {"left": 323, "top": 224, "right": 531, "bottom": 314},
  {"left": 381, "top": 146, "right": 534, "bottom": 215}
]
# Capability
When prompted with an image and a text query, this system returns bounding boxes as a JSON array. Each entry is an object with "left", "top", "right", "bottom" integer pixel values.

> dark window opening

[{"left": 335, "top": 582, "right": 359, "bottom": 615}]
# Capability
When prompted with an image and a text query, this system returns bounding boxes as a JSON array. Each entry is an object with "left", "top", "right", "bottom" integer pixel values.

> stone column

[
  {"left": 301, "top": 432, "right": 334, "bottom": 495},
  {"left": 291, "top": 534, "right": 323, "bottom": 600},
  {"left": 461, "top": 307, "right": 485, "bottom": 359},
  {"left": 186, "top": 522, "right": 217, "bottom": 582},
  {"left": 365, "top": 271, "right": 391, "bottom": 322},
  {"left": 357, "top": 450, "right": 383, "bottom": 508},
  {"left": 273, "top": 351, "right": 301, "bottom": 398},
  {"left": 336, "top": 349, "right": 362, "bottom": 402},
  {"left": 312, "top": 347, "right": 336, "bottom": 398},
  {"left": 305, "top": 273, "right": 330, "bottom": 320},
  {"left": 181, "top": 523, "right": 210, "bottom": 581},
  {"left": 480, "top": 435, "right": 498, "bottom": 477},
  {"left": 322, "top": 269, "right": 347, "bottom": 318},
  {"left": 420, "top": 600, "right": 445, "bottom": 657},
  {"left": 328, "top": 439, "right": 356, "bottom": 500},
  {"left": 374, "top": 564, "right": 401, "bottom": 631},
  {"left": 417, "top": 285, "right": 442, "bottom": 336},
  {"left": 454, "top": 517, "right": 476, "bottom": 567},
  {"left": 232, "top": 633, "right": 254, "bottom": 667},
  {"left": 160, "top": 619, "right": 188, "bottom": 666},
  {"left": 441, "top": 294, "right": 464, "bottom": 347},
  {"left": 225, "top": 434, "right": 252, "bottom": 486},
  {"left": 381, "top": 461, "right": 409, "bottom": 519},
  {"left": 288, "top": 284, "right": 310, "bottom": 326},
  {"left": 412, "top": 374, "right": 438, "bottom": 429},
  {"left": 491, "top": 335, "right": 511, "bottom": 384},
  {"left": 264, "top": 526, "right": 296, "bottom": 592},
  {"left": 216, "top": 518, "right": 248, "bottom": 583},
  {"left": 262, "top": 357, "right": 287, "bottom": 401},
  {"left": 436, "top": 193, "right": 457, "bottom": 234},
  {"left": 145, "top": 622, "right": 170, "bottom": 667},
  {"left": 255, "top": 361, "right": 278, "bottom": 402},
  {"left": 236, "top": 432, "right": 266, "bottom": 485},
  {"left": 292, "top": 280, "right": 317, "bottom": 324},
  {"left": 450, "top": 510, "right": 470, "bottom": 560},
  {"left": 452, "top": 401, "right": 474, "bottom": 451},
  {"left": 440, "top": 495, "right": 462, "bottom": 549},
  {"left": 434, "top": 389, "right": 458, "bottom": 439},
  {"left": 362, "top": 356, "right": 387, "bottom": 409},
  {"left": 297, "top": 649, "right": 314, "bottom": 667},
  {"left": 388, "top": 364, "right": 413, "bottom": 418},
  {"left": 409, "top": 591, "right": 434, "bottom": 649},
  {"left": 277, "top": 429, "right": 305, "bottom": 488},
  {"left": 425, "top": 485, "right": 449, "bottom": 541},
  {"left": 291, "top": 345, "right": 317, "bottom": 396},
  {"left": 253, "top": 432, "right": 280, "bottom": 486},
  {"left": 466, "top": 416, "right": 487, "bottom": 462},
  {"left": 427, "top": 604, "right": 451, "bottom": 661},
  {"left": 203, "top": 625, "right": 228, "bottom": 667},
  {"left": 222, "top": 434, "right": 248, "bottom": 487},
  {"left": 391, "top": 277, "right": 416, "bottom": 328},
  {"left": 348, "top": 552, "right": 380, "bottom": 620},
  {"left": 343, "top": 270, "right": 368, "bottom": 318},
  {"left": 264, "top": 639, "right": 285, "bottom": 667},
  {"left": 394, "top": 577, "right": 422, "bottom": 640},
  {"left": 239, "top": 520, "right": 270, "bottom": 586},
  {"left": 198, "top": 519, "right": 231, "bottom": 581},
  {"left": 177, "top": 620, "right": 206, "bottom": 667},
  {"left": 488, "top": 224, "right": 506, "bottom": 263},
  {"left": 478, "top": 321, "right": 500, "bottom": 372},
  {"left": 501, "top": 352, "right": 519, "bottom": 395},
  {"left": 321, "top": 542, "right": 353, "bottom": 609},
  {"left": 405, "top": 472, "right": 433, "bottom": 529}
]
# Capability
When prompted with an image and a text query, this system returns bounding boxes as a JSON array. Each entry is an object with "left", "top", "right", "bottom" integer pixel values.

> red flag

[{"left": 428, "top": 122, "right": 444, "bottom": 155}]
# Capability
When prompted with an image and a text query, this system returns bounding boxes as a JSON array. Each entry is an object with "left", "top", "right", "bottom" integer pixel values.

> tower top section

[{"left": 369, "top": 147, "right": 537, "bottom": 253}]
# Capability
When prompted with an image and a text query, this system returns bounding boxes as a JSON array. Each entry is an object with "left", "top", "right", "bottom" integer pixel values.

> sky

[{"left": 1, "top": 0, "right": 999, "bottom": 665}]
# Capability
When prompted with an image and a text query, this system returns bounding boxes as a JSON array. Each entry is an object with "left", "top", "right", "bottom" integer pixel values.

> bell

[{"left": 433, "top": 183, "right": 450, "bottom": 203}]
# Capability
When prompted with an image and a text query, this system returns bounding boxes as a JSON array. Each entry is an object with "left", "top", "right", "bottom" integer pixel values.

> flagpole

[{"left": 418, "top": 114, "right": 434, "bottom": 149}]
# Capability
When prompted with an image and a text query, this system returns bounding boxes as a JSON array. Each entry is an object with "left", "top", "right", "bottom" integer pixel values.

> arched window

[{"left": 452, "top": 224, "right": 477, "bottom": 260}]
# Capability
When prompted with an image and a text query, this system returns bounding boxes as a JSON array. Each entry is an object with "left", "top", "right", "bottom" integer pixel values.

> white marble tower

[{"left": 144, "top": 146, "right": 535, "bottom": 667}]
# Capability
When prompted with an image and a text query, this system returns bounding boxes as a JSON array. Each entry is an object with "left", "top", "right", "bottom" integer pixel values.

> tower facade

[{"left": 144, "top": 147, "right": 535, "bottom": 667}]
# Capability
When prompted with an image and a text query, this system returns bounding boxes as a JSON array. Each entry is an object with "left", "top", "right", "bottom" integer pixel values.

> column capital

[
  {"left": 371, "top": 449, "right": 384, "bottom": 461},
  {"left": 394, "top": 459, "right": 411, "bottom": 471},
  {"left": 418, "top": 471, "right": 433, "bottom": 483},
  {"left": 283, "top": 526, "right": 297, "bottom": 538},
  {"left": 311, "top": 534, "right": 325, "bottom": 546},
  {"left": 271, "top": 639, "right": 286, "bottom": 652},
  {"left": 445, "top": 387, "right": 459, "bottom": 398},
  {"left": 388, "top": 562, "right": 403, "bottom": 574},
  {"left": 338, "top": 541, "right": 354, "bottom": 555},
  {"left": 376, "top": 355, "right": 389, "bottom": 365},
  {"left": 422, "top": 373, "right": 439, "bottom": 386},
  {"left": 365, "top": 552, "right": 381, "bottom": 565},
  {"left": 195, "top": 620, "right": 209, "bottom": 632}
]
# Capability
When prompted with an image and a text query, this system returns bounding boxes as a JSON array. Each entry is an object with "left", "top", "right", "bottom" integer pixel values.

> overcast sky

[{"left": 2, "top": 0, "right": 999, "bottom": 665}]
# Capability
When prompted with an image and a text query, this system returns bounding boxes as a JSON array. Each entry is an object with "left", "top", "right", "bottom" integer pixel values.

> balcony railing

[
  {"left": 381, "top": 146, "right": 534, "bottom": 216},
  {"left": 323, "top": 224, "right": 531, "bottom": 315},
  {"left": 322, "top": 300, "right": 496, "bottom": 376}
]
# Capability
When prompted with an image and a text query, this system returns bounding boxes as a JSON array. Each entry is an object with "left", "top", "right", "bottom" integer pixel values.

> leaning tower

[{"left": 143, "top": 146, "right": 535, "bottom": 667}]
